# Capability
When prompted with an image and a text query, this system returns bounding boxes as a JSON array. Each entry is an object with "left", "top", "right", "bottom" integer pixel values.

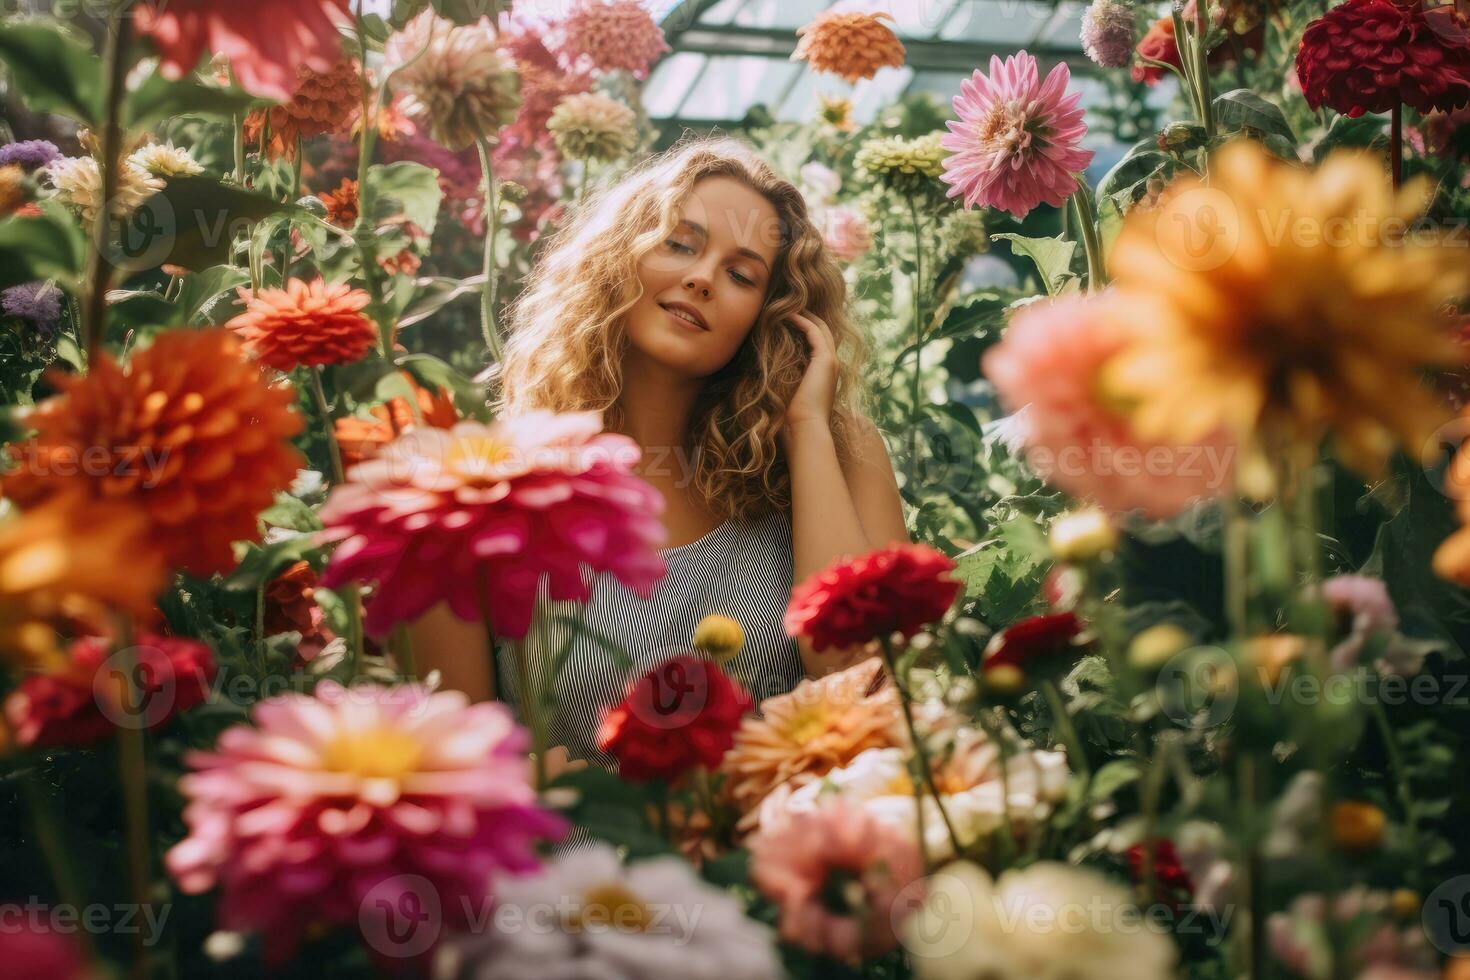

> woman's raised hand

[{"left": 781, "top": 312, "right": 839, "bottom": 433}]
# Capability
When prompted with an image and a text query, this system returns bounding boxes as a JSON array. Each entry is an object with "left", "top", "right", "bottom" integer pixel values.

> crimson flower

[
  {"left": 5, "top": 633, "right": 216, "bottom": 748},
  {"left": 596, "top": 654, "right": 752, "bottom": 782},
  {"left": 983, "top": 612, "right": 1085, "bottom": 673},
  {"left": 1297, "top": 0, "right": 1470, "bottom": 116},
  {"left": 1127, "top": 838, "right": 1195, "bottom": 904},
  {"left": 784, "top": 543, "right": 961, "bottom": 651}
]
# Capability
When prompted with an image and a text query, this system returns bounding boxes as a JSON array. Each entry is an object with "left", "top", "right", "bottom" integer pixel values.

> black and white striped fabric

[{"left": 493, "top": 508, "right": 805, "bottom": 767}]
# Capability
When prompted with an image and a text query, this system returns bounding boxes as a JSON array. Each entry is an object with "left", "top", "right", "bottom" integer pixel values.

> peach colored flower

[
  {"left": 384, "top": 9, "right": 520, "bottom": 152},
  {"left": 793, "top": 10, "right": 906, "bottom": 83},
  {"left": 226, "top": 278, "right": 377, "bottom": 372},
  {"left": 554, "top": 0, "right": 670, "bottom": 80},
  {"left": 243, "top": 59, "right": 362, "bottom": 161}
]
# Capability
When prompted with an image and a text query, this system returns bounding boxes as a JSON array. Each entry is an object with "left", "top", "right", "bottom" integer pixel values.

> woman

[{"left": 413, "top": 137, "right": 908, "bottom": 766}]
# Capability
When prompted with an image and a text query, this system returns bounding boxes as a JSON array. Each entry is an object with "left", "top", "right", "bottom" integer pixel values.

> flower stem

[
  {"left": 1371, "top": 697, "right": 1420, "bottom": 872},
  {"left": 1039, "top": 678, "right": 1090, "bottom": 783},
  {"left": 475, "top": 135, "right": 504, "bottom": 364},
  {"left": 232, "top": 114, "right": 246, "bottom": 185},
  {"left": 905, "top": 194, "right": 925, "bottom": 492},
  {"left": 1194, "top": 0, "right": 1216, "bottom": 139},
  {"left": 878, "top": 636, "right": 963, "bottom": 863},
  {"left": 1390, "top": 103, "right": 1403, "bottom": 191},
  {"left": 111, "top": 618, "right": 154, "bottom": 980},
  {"left": 1237, "top": 752, "right": 1267, "bottom": 980},
  {"left": 515, "top": 637, "right": 548, "bottom": 790},
  {"left": 81, "top": 8, "right": 129, "bottom": 363},
  {"left": 19, "top": 770, "right": 98, "bottom": 965},
  {"left": 1070, "top": 183, "right": 1106, "bottom": 292},
  {"left": 309, "top": 366, "right": 364, "bottom": 676}
]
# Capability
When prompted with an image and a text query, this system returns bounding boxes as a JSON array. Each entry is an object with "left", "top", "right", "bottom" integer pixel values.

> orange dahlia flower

[
  {"left": 721, "top": 657, "right": 905, "bottom": 831},
  {"left": 319, "top": 177, "right": 358, "bottom": 228},
  {"left": 334, "top": 372, "right": 457, "bottom": 470},
  {"left": 3, "top": 330, "right": 304, "bottom": 576},
  {"left": 243, "top": 59, "right": 362, "bottom": 161},
  {"left": 793, "top": 11, "right": 906, "bottom": 83},
  {"left": 226, "top": 278, "right": 378, "bottom": 372},
  {"left": 0, "top": 494, "right": 166, "bottom": 671}
]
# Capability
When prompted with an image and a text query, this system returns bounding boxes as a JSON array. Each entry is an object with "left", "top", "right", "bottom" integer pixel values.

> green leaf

[
  {"left": 138, "top": 176, "right": 301, "bottom": 270},
  {"left": 547, "top": 767, "right": 671, "bottom": 860},
  {"left": 0, "top": 201, "right": 87, "bottom": 290},
  {"left": 397, "top": 275, "right": 484, "bottom": 331},
  {"left": 0, "top": 20, "right": 102, "bottom": 124},
  {"left": 225, "top": 535, "right": 325, "bottom": 592},
  {"left": 259, "top": 493, "right": 324, "bottom": 533},
  {"left": 125, "top": 71, "right": 261, "bottom": 129},
  {"left": 1213, "top": 89, "right": 1296, "bottom": 144},
  {"left": 1087, "top": 759, "right": 1142, "bottom": 802},
  {"left": 1096, "top": 137, "right": 1172, "bottom": 211},
  {"left": 1315, "top": 114, "right": 1386, "bottom": 161},
  {"left": 990, "top": 234, "right": 1077, "bottom": 297},
  {"left": 362, "top": 162, "right": 444, "bottom": 238},
  {"left": 396, "top": 352, "right": 488, "bottom": 419},
  {"left": 175, "top": 266, "right": 251, "bottom": 324}
]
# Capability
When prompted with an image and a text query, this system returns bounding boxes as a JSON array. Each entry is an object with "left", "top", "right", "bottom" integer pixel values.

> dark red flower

[
  {"left": 983, "top": 612, "right": 1085, "bottom": 672},
  {"left": 1297, "top": 0, "right": 1470, "bottom": 117},
  {"left": 1127, "top": 838, "right": 1194, "bottom": 904},
  {"left": 1132, "top": 2, "right": 1264, "bottom": 85},
  {"left": 5, "top": 633, "right": 217, "bottom": 748},
  {"left": 784, "top": 543, "right": 961, "bottom": 651},
  {"left": 263, "top": 560, "right": 333, "bottom": 661},
  {"left": 597, "top": 654, "right": 752, "bottom": 782}
]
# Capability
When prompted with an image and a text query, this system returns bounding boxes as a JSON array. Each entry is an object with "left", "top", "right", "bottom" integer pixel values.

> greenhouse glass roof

[{"left": 642, "top": 0, "right": 1105, "bottom": 131}]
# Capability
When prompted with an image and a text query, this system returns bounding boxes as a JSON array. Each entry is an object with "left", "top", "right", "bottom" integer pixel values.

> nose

[{"left": 683, "top": 274, "right": 711, "bottom": 300}]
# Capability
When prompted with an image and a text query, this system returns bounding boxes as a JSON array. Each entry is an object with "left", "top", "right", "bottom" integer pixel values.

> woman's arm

[{"left": 406, "top": 603, "right": 497, "bottom": 701}]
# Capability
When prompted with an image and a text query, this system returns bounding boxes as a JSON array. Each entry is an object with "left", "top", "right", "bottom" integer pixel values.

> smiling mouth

[{"left": 660, "top": 302, "right": 709, "bottom": 331}]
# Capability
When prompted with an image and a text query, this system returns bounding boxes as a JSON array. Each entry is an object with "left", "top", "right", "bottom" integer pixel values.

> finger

[{"left": 789, "top": 313, "right": 835, "bottom": 358}]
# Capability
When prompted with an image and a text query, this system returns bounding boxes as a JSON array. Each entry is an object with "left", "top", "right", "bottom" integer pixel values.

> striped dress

[{"left": 493, "top": 508, "right": 805, "bottom": 767}]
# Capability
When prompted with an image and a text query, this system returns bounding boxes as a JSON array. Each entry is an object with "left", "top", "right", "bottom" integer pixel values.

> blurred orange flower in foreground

[
  {"left": 0, "top": 495, "right": 166, "bottom": 670},
  {"left": 3, "top": 330, "right": 303, "bottom": 576},
  {"left": 1104, "top": 140, "right": 1469, "bottom": 493}
]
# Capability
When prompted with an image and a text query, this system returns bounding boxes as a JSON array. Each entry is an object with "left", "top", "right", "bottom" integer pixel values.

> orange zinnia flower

[
  {"left": 0, "top": 494, "right": 166, "bottom": 671},
  {"left": 227, "top": 278, "right": 378, "bottom": 372},
  {"left": 244, "top": 59, "right": 362, "bottom": 161},
  {"left": 793, "top": 11, "right": 905, "bottom": 83},
  {"left": 3, "top": 330, "right": 304, "bottom": 576},
  {"left": 319, "top": 177, "right": 358, "bottom": 228},
  {"left": 334, "top": 372, "right": 457, "bottom": 470}
]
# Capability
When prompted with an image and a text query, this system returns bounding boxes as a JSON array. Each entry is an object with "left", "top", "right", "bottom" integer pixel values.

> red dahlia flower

[
  {"left": 983, "top": 612, "right": 1085, "bottom": 673},
  {"left": 227, "top": 278, "right": 377, "bottom": 372},
  {"left": 1297, "top": 0, "right": 1470, "bottom": 116},
  {"left": 597, "top": 654, "right": 752, "bottom": 782},
  {"left": 5, "top": 633, "right": 216, "bottom": 748},
  {"left": 784, "top": 543, "right": 961, "bottom": 651}
]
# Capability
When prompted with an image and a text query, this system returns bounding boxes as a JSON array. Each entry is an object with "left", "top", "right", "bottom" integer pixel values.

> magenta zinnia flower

[
  {"left": 940, "top": 51, "right": 1094, "bottom": 219},
  {"left": 166, "top": 681, "right": 565, "bottom": 962},
  {"left": 319, "top": 412, "right": 667, "bottom": 638}
]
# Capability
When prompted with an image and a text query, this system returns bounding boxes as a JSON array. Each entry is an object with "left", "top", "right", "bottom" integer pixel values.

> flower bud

[
  {"left": 984, "top": 664, "right": 1025, "bottom": 698},
  {"left": 1049, "top": 509, "right": 1118, "bottom": 563},
  {"left": 1128, "top": 623, "right": 1192, "bottom": 671},
  {"left": 693, "top": 614, "right": 745, "bottom": 663},
  {"left": 1329, "top": 800, "right": 1385, "bottom": 852}
]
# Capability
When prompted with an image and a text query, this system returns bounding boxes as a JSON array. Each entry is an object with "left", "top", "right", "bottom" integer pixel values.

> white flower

[
  {"left": 45, "top": 156, "right": 163, "bottom": 224},
  {"left": 799, "top": 161, "right": 841, "bottom": 204},
  {"left": 128, "top": 142, "right": 204, "bottom": 178},
  {"left": 905, "top": 861, "right": 1177, "bottom": 980},
  {"left": 437, "top": 843, "right": 780, "bottom": 980},
  {"left": 384, "top": 8, "right": 520, "bottom": 152},
  {"left": 758, "top": 734, "right": 1068, "bottom": 861}
]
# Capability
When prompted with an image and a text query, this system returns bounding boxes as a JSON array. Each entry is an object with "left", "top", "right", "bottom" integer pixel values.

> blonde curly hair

[{"left": 495, "top": 136, "right": 868, "bottom": 523}]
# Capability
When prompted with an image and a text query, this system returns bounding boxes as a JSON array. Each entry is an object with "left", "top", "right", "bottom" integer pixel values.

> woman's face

[{"left": 624, "top": 176, "right": 783, "bottom": 378}]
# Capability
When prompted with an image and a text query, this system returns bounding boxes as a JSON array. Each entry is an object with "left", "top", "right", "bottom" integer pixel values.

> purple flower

[
  {"left": 0, "top": 140, "right": 61, "bottom": 173},
  {"left": 1, "top": 282, "right": 63, "bottom": 333}
]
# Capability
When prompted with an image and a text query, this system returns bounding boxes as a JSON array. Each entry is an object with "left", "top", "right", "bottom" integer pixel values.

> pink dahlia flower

[
  {"left": 319, "top": 412, "right": 667, "bottom": 638},
  {"left": 821, "top": 205, "right": 874, "bottom": 263},
  {"left": 749, "top": 800, "right": 924, "bottom": 962},
  {"left": 983, "top": 295, "right": 1235, "bottom": 518},
  {"left": 940, "top": 51, "right": 1094, "bottom": 219},
  {"left": 553, "top": 0, "right": 671, "bottom": 79},
  {"left": 134, "top": 0, "right": 349, "bottom": 103},
  {"left": 166, "top": 681, "right": 565, "bottom": 962}
]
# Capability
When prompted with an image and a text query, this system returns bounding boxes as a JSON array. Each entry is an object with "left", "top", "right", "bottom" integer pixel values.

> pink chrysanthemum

[
  {"left": 134, "top": 0, "right": 349, "bottom": 102},
  {"left": 318, "top": 412, "right": 667, "bottom": 638},
  {"left": 822, "top": 205, "right": 874, "bottom": 262},
  {"left": 940, "top": 51, "right": 1094, "bottom": 219},
  {"left": 166, "top": 681, "right": 565, "bottom": 962},
  {"left": 983, "top": 294, "right": 1235, "bottom": 518},
  {"left": 554, "top": 0, "right": 671, "bottom": 80},
  {"left": 749, "top": 801, "right": 924, "bottom": 962}
]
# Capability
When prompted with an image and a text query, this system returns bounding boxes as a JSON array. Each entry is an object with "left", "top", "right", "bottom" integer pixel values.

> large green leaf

[
  {"left": 1213, "top": 89, "right": 1296, "bottom": 144},
  {"left": 135, "top": 176, "right": 301, "bottom": 270},
  {"left": 990, "top": 234, "right": 1077, "bottom": 297},
  {"left": 125, "top": 71, "right": 261, "bottom": 129},
  {"left": 0, "top": 201, "right": 88, "bottom": 291},
  {"left": 362, "top": 162, "right": 444, "bottom": 238},
  {"left": 0, "top": 20, "right": 102, "bottom": 124},
  {"left": 175, "top": 265, "right": 251, "bottom": 325}
]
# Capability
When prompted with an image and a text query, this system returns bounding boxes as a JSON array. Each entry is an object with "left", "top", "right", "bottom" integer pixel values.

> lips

[{"left": 659, "top": 301, "right": 709, "bottom": 331}]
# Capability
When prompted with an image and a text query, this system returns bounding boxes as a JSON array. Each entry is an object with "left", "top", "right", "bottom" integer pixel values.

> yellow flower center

[
  {"left": 320, "top": 728, "right": 423, "bottom": 781},
  {"left": 564, "top": 883, "right": 653, "bottom": 933},
  {"left": 783, "top": 705, "right": 830, "bottom": 744},
  {"left": 444, "top": 435, "right": 514, "bottom": 485}
]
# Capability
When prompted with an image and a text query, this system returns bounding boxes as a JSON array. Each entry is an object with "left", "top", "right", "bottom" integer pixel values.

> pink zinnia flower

[
  {"left": 553, "top": 0, "right": 671, "bottom": 79},
  {"left": 319, "top": 412, "right": 666, "bottom": 638},
  {"left": 983, "top": 294, "right": 1235, "bottom": 518},
  {"left": 134, "top": 0, "right": 349, "bottom": 102},
  {"left": 821, "top": 205, "right": 874, "bottom": 263},
  {"left": 166, "top": 681, "right": 565, "bottom": 962},
  {"left": 749, "top": 801, "right": 924, "bottom": 962},
  {"left": 940, "top": 51, "right": 1094, "bottom": 219}
]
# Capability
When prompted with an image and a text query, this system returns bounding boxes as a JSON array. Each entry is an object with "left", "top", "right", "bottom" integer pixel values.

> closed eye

[
  {"left": 729, "top": 269, "right": 755, "bottom": 287},
  {"left": 664, "top": 238, "right": 695, "bottom": 255}
]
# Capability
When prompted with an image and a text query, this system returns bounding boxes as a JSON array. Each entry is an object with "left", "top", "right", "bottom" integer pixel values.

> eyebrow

[{"left": 677, "top": 219, "right": 772, "bottom": 273}]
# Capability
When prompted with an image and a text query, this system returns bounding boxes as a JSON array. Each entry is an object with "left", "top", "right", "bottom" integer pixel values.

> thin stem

[
  {"left": 1225, "top": 493, "right": 1251, "bottom": 639},
  {"left": 879, "top": 637, "right": 963, "bottom": 862},
  {"left": 1371, "top": 698, "right": 1420, "bottom": 873},
  {"left": 232, "top": 113, "right": 246, "bottom": 185},
  {"left": 309, "top": 367, "right": 364, "bottom": 675},
  {"left": 517, "top": 638, "right": 547, "bottom": 789},
  {"left": 1070, "top": 183, "right": 1106, "bottom": 291},
  {"left": 391, "top": 624, "right": 415, "bottom": 677},
  {"left": 352, "top": 17, "right": 391, "bottom": 356},
  {"left": 112, "top": 619, "right": 153, "bottom": 980},
  {"left": 81, "top": 9, "right": 129, "bottom": 363},
  {"left": 1194, "top": 0, "right": 1216, "bottom": 139},
  {"left": 475, "top": 135, "right": 504, "bottom": 363},
  {"left": 1039, "top": 679, "right": 1090, "bottom": 783},
  {"left": 906, "top": 194, "right": 925, "bottom": 492},
  {"left": 19, "top": 771, "right": 98, "bottom": 964},
  {"left": 1237, "top": 753, "right": 1266, "bottom": 980},
  {"left": 1390, "top": 103, "right": 1403, "bottom": 191}
]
